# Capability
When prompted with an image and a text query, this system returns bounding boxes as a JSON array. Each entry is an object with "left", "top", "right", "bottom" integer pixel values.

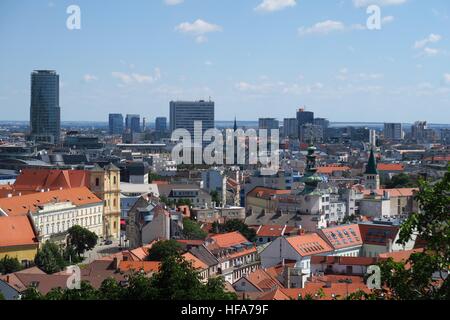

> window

[
  {"left": 95, "top": 178, "right": 100, "bottom": 187},
  {"left": 113, "top": 176, "right": 117, "bottom": 185}
]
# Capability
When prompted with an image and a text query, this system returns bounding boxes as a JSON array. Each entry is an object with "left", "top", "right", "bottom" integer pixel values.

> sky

[{"left": 0, "top": 0, "right": 449, "bottom": 123}]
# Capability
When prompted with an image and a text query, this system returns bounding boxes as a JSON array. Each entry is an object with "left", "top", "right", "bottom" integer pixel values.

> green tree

[
  {"left": 0, "top": 292, "right": 5, "bottom": 300},
  {"left": 21, "top": 287, "right": 44, "bottom": 300},
  {"left": 146, "top": 240, "right": 182, "bottom": 261},
  {"left": 67, "top": 225, "right": 98, "bottom": 258},
  {"left": 384, "top": 173, "right": 417, "bottom": 188},
  {"left": 210, "top": 190, "right": 221, "bottom": 205},
  {"left": 183, "top": 218, "right": 207, "bottom": 240},
  {"left": 212, "top": 219, "right": 257, "bottom": 242},
  {"left": 98, "top": 277, "right": 125, "bottom": 300},
  {"left": 0, "top": 255, "right": 23, "bottom": 274},
  {"left": 34, "top": 242, "right": 67, "bottom": 274},
  {"left": 376, "top": 168, "right": 450, "bottom": 300}
]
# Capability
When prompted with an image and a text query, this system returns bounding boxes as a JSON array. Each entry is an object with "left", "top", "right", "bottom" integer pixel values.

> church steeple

[
  {"left": 365, "top": 148, "right": 378, "bottom": 175},
  {"left": 364, "top": 148, "right": 380, "bottom": 190}
]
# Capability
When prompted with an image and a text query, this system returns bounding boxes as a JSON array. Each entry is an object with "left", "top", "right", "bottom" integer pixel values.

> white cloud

[
  {"left": 175, "top": 19, "right": 222, "bottom": 43},
  {"left": 164, "top": 0, "right": 183, "bottom": 5},
  {"left": 353, "top": 0, "right": 407, "bottom": 8},
  {"left": 255, "top": 0, "right": 297, "bottom": 12},
  {"left": 112, "top": 68, "right": 161, "bottom": 85},
  {"left": 423, "top": 47, "right": 440, "bottom": 57},
  {"left": 298, "top": 20, "right": 345, "bottom": 36},
  {"left": 83, "top": 74, "right": 98, "bottom": 83},
  {"left": 414, "top": 34, "right": 442, "bottom": 49},
  {"left": 382, "top": 16, "right": 395, "bottom": 24},
  {"left": 444, "top": 74, "right": 450, "bottom": 85}
]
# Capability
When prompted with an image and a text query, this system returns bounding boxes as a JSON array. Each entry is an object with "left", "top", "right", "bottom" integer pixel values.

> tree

[
  {"left": 376, "top": 168, "right": 450, "bottom": 300},
  {"left": 384, "top": 173, "right": 417, "bottom": 189},
  {"left": 183, "top": 218, "right": 207, "bottom": 240},
  {"left": 146, "top": 240, "right": 182, "bottom": 261},
  {"left": 0, "top": 292, "right": 5, "bottom": 300},
  {"left": 212, "top": 219, "right": 257, "bottom": 242},
  {"left": 98, "top": 277, "right": 126, "bottom": 300},
  {"left": 0, "top": 255, "right": 23, "bottom": 274},
  {"left": 34, "top": 242, "right": 67, "bottom": 274},
  {"left": 67, "top": 225, "right": 98, "bottom": 258},
  {"left": 210, "top": 190, "right": 221, "bottom": 205}
]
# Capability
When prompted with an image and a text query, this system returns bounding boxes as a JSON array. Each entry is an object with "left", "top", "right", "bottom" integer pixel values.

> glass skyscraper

[
  {"left": 109, "top": 113, "right": 124, "bottom": 135},
  {"left": 125, "top": 114, "right": 141, "bottom": 134},
  {"left": 30, "top": 70, "right": 61, "bottom": 144}
]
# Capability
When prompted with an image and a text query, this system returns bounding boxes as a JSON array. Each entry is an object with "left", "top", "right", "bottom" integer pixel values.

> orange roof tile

[
  {"left": 258, "top": 288, "right": 290, "bottom": 300},
  {"left": 377, "top": 163, "right": 405, "bottom": 172},
  {"left": 0, "top": 187, "right": 102, "bottom": 216},
  {"left": 245, "top": 269, "right": 283, "bottom": 291},
  {"left": 247, "top": 187, "right": 291, "bottom": 200},
  {"left": 0, "top": 215, "right": 38, "bottom": 247},
  {"left": 318, "top": 224, "right": 363, "bottom": 250},
  {"left": 208, "top": 231, "right": 249, "bottom": 248},
  {"left": 285, "top": 234, "right": 333, "bottom": 257},
  {"left": 317, "top": 165, "right": 351, "bottom": 174},
  {"left": 363, "top": 188, "right": 418, "bottom": 197},
  {"left": 118, "top": 261, "right": 160, "bottom": 273},
  {"left": 182, "top": 252, "right": 208, "bottom": 270}
]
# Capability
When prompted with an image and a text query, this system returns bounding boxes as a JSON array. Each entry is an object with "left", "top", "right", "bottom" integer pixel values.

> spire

[
  {"left": 233, "top": 117, "right": 237, "bottom": 131},
  {"left": 365, "top": 148, "right": 378, "bottom": 175}
]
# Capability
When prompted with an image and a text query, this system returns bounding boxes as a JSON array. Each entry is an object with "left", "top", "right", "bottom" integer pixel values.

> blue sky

[{"left": 0, "top": 0, "right": 449, "bottom": 123}]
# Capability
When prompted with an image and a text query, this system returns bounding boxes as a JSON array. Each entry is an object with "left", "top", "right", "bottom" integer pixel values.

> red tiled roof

[
  {"left": 0, "top": 187, "right": 102, "bottom": 216},
  {"left": 0, "top": 215, "right": 38, "bottom": 247},
  {"left": 318, "top": 224, "right": 363, "bottom": 250},
  {"left": 208, "top": 231, "right": 249, "bottom": 248},
  {"left": 311, "top": 255, "right": 379, "bottom": 266},
  {"left": 285, "top": 234, "right": 333, "bottom": 257},
  {"left": 247, "top": 187, "right": 291, "bottom": 200},
  {"left": 256, "top": 225, "right": 286, "bottom": 237},
  {"left": 182, "top": 252, "right": 208, "bottom": 270},
  {"left": 245, "top": 269, "right": 283, "bottom": 292},
  {"left": 118, "top": 261, "right": 160, "bottom": 273},
  {"left": 377, "top": 163, "right": 405, "bottom": 172},
  {"left": 317, "top": 165, "right": 351, "bottom": 174},
  {"left": 363, "top": 188, "right": 418, "bottom": 197},
  {"left": 258, "top": 288, "right": 290, "bottom": 301},
  {"left": 358, "top": 223, "right": 399, "bottom": 246},
  {"left": 13, "top": 169, "right": 89, "bottom": 192},
  {"left": 378, "top": 249, "right": 424, "bottom": 262}
]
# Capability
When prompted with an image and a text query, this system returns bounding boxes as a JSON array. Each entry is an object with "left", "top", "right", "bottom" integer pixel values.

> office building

[
  {"left": 126, "top": 114, "right": 141, "bottom": 134},
  {"left": 384, "top": 123, "right": 403, "bottom": 141},
  {"left": 29, "top": 70, "right": 61, "bottom": 144},
  {"left": 296, "top": 108, "right": 314, "bottom": 126},
  {"left": 258, "top": 118, "right": 279, "bottom": 130},
  {"left": 411, "top": 121, "right": 427, "bottom": 142},
  {"left": 169, "top": 100, "right": 215, "bottom": 136},
  {"left": 283, "top": 118, "right": 298, "bottom": 138},
  {"left": 155, "top": 117, "right": 167, "bottom": 133},
  {"left": 109, "top": 113, "right": 124, "bottom": 135}
]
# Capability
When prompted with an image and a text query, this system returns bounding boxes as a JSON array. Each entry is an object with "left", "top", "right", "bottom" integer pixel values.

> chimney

[{"left": 6, "top": 275, "right": 10, "bottom": 283}]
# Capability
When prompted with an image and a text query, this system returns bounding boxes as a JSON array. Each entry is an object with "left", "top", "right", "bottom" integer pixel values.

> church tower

[{"left": 364, "top": 148, "right": 380, "bottom": 191}]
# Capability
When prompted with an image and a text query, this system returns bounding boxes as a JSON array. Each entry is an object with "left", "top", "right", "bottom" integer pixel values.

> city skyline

[{"left": 0, "top": 0, "right": 449, "bottom": 123}]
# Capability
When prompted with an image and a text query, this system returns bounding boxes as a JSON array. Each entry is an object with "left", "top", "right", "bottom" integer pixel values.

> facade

[
  {"left": 283, "top": 118, "right": 298, "bottom": 138},
  {"left": 29, "top": 70, "right": 61, "bottom": 144},
  {"left": 155, "top": 117, "right": 167, "bottom": 133},
  {"left": 125, "top": 114, "right": 141, "bottom": 134},
  {"left": 169, "top": 100, "right": 215, "bottom": 136},
  {"left": 204, "top": 232, "right": 260, "bottom": 284},
  {"left": 89, "top": 164, "right": 122, "bottom": 240},
  {"left": 384, "top": 123, "right": 403, "bottom": 141},
  {"left": 258, "top": 118, "right": 279, "bottom": 130},
  {"left": 296, "top": 108, "right": 314, "bottom": 125},
  {"left": 0, "top": 187, "right": 103, "bottom": 242},
  {"left": 109, "top": 113, "right": 124, "bottom": 135}
]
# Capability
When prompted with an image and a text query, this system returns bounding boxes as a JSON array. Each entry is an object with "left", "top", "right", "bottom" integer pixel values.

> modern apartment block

[
  {"left": 384, "top": 123, "right": 404, "bottom": 141},
  {"left": 29, "top": 70, "right": 61, "bottom": 144}
]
